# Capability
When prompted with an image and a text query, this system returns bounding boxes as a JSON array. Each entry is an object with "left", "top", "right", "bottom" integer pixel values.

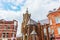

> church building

[{"left": 21, "top": 9, "right": 50, "bottom": 40}]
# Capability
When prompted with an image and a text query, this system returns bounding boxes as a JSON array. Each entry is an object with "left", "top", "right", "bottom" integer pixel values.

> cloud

[
  {"left": 23, "top": 0, "right": 60, "bottom": 20},
  {"left": 0, "top": 0, "right": 26, "bottom": 12},
  {"left": 16, "top": 0, "right": 60, "bottom": 37},
  {"left": 0, "top": 9, "right": 23, "bottom": 36},
  {"left": 0, "top": 0, "right": 60, "bottom": 37}
]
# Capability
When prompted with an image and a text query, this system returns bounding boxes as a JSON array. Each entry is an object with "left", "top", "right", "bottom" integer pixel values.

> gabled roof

[
  {"left": 40, "top": 19, "right": 49, "bottom": 25},
  {"left": 27, "top": 19, "right": 37, "bottom": 25}
]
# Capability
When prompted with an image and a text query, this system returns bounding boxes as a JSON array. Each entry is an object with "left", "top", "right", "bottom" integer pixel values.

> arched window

[{"left": 55, "top": 17, "right": 60, "bottom": 23}]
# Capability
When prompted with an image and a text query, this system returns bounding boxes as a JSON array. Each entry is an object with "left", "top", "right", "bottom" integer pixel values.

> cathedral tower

[{"left": 21, "top": 8, "right": 31, "bottom": 34}]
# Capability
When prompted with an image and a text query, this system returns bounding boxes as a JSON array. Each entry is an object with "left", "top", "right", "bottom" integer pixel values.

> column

[
  {"left": 45, "top": 24, "right": 50, "bottom": 40},
  {"left": 46, "top": 27, "right": 50, "bottom": 40},
  {"left": 27, "top": 25, "right": 30, "bottom": 40},
  {"left": 41, "top": 25, "right": 44, "bottom": 40},
  {"left": 37, "top": 22, "right": 42, "bottom": 40}
]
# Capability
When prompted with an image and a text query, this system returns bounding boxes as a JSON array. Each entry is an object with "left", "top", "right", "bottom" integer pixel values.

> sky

[{"left": 0, "top": 0, "right": 60, "bottom": 37}]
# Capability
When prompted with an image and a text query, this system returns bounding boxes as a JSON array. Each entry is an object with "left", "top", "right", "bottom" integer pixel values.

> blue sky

[
  {"left": 0, "top": 0, "right": 60, "bottom": 37},
  {"left": 0, "top": 0, "right": 27, "bottom": 11}
]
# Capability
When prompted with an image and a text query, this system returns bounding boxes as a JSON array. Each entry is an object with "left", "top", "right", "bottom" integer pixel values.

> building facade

[
  {"left": 0, "top": 19, "right": 18, "bottom": 40},
  {"left": 47, "top": 7, "right": 60, "bottom": 39}
]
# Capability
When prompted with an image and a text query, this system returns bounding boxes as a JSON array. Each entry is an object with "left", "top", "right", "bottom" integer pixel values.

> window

[
  {"left": 25, "top": 36, "right": 27, "bottom": 40},
  {"left": 51, "top": 29, "right": 54, "bottom": 37},
  {"left": 51, "top": 29, "right": 54, "bottom": 34},
  {"left": 12, "top": 33, "right": 14, "bottom": 37},
  {"left": 50, "top": 20, "right": 52, "bottom": 25},
  {"left": 13, "top": 27, "right": 14, "bottom": 29},
  {"left": 13, "top": 39, "right": 15, "bottom": 40},
  {"left": 44, "top": 28, "right": 46, "bottom": 35},
  {"left": 8, "top": 26, "right": 10, "bottom": 29},
  {"left": 2, "top": 33, "right": 9, "bottom": 38},
  {"left": 58, "top": 27, "right": 60, "bottom": 34},
  {"left": 44, "top": 28, "right": 46, "bottom": 33},
  {"left": 6, "top": 25, "right": 10, "bottom": 29},
  {"left": 55, "top": 17, "right": 60, "bottom": 23},
  {"left": 13, "top": 34, "right": 14, "bottom": 37},
  {"left": 48, "top": 27, "right": 51, "bottom": 33},
  {"left": 6, "top": 33, "right": 8, "bottom": 38},
  {"left": 2, "top": 33, "right": 5, "bottom": 38},
  {"left": 4, "top": 27, "right": 7, "bottom": 30}
]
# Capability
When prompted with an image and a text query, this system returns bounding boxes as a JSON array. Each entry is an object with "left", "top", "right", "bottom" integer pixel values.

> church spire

[{"left": 26, "top": 8, "right": 28, "bottom": 13}]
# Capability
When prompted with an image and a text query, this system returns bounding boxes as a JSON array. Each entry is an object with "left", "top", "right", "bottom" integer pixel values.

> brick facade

[
  {"left": 47, "top": 7, "right": 60, "bottom": 39},
  {"left": 0, "top": 19, "right": 18, "bottom": 40}
]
